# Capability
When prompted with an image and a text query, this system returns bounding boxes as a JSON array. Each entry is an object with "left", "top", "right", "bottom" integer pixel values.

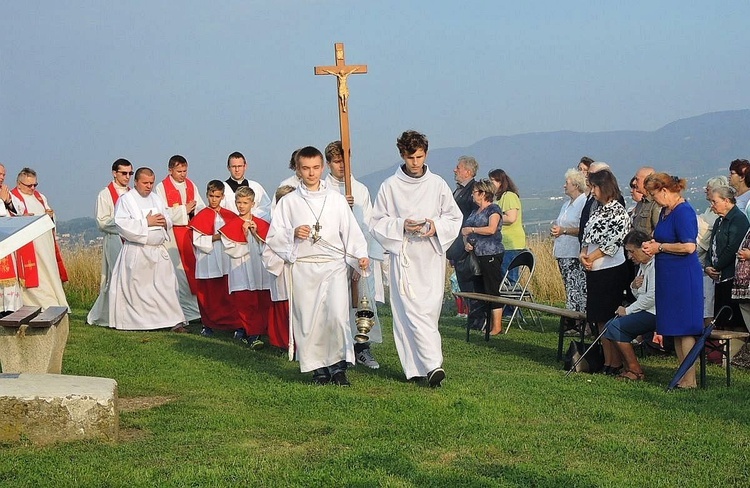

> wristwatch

[{"left": 658, "top": 243, "right": 664, "bottom": 253}]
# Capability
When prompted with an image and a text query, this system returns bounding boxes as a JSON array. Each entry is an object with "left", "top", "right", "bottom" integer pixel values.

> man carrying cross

[{"left": 266, "top": 146, "right": 370, "bottom": 386}]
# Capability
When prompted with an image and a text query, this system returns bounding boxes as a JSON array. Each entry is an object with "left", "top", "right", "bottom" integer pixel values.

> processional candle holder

[{"left": 354, "top": 295, "right": 375, "bottom": 343}]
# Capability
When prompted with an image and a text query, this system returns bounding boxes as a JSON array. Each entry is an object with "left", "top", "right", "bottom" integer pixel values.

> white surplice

[
  {"left": 221, "top": 179, "right": 272, "bottom": 222},
  {"left": 0, "top": 203, "right": 22, "bottom": 312},
  {"left": 221, "top": 223, "right": 273, "bottom": 293},
  {"left": 87, "top": 182, "right": 128, "bottom": 326},
  {"left": 155, "top": 177, "right": 205, "bottom": 321},
  {"left": 10, "top": 191, "right": 69, "bottom": 309},
  {"left": 371, "top": 165, "right": 462, "bottom": 379},
  {"left": 193, "top": 212, "right": 230, "bottom": 279},
  {"left": 266, "top": 181, "right": 369, "bottom": 372},
  {"left": 325, "top": 173, "right": 385, "bottom": 343},
  {"left": 109, "top": 190, "right": 185, "bottom": 330}
]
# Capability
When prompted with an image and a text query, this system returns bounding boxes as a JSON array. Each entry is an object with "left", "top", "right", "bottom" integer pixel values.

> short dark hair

[
  {"left": 17, "top": 167, "right": 37, "bottom": 181},
  {"left": 587, "top": 169, "right": 621, "bottom": 203},
  {"left": 227, "top": 152, "right": 246, "bottom": 166},
  {"left": 135, "top": 167, "right": 154, "bottom": 181},
  {"left": 623, "top": 229, "right": 651, "bottom": 248},
  {"left": 295, "top": 146, "right": 324, "bottom": 168},
  {"left": 168, "top": 155, "right": 188, "bottom": 169},
  {"left": 206, "top": 180, "right": 224, "bottom": 193},
  {"left": 112, "top": 158, "right": 132, "bottom": 172},
  {"left": 730, "top": 158, "right": 750, "bottom": 186},
  {"left": 324, "top": 141, "right": 344, "bottom": 163},
  {"left": 396, "top": 130, "right": 428, "bottom": 156}
]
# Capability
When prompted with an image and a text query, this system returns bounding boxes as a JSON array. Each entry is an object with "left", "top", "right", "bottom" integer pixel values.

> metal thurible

[{"left": 354, "top": 295, "right": 375, "bottom": 343}]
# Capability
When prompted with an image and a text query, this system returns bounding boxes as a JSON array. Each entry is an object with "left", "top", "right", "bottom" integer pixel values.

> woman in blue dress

[{"left": 642, "top": 173, "right": 703, "bottom": 389}]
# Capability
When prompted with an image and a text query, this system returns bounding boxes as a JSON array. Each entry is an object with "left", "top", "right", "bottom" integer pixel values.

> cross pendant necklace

[{"left": 304, "top": 196, "right": 327, "bottom": 243}]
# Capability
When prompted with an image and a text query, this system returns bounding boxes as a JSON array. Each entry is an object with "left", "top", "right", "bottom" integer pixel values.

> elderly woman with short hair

[
  {"left": 698, "top": 176, "right": 730, "bottom": 323},
  {"left": 704, "top": 185, "right": 749, "bottom": 330},
  {"left": 642, "top": 173, "right": 704, "bottom": 388},
  {"left": 551, "top": 169, "right": 587, "bottom": 315}
]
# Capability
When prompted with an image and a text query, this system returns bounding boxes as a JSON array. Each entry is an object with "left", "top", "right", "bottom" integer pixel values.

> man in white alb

[
  {"left": 87, "top": 158, "right": 132, "bottom": 327},
  {"left": 323, "top": 140, "right": 384, "bottom": 369},
  {"left": 266, "top": 146, "right": 370, "bottom": 386},
  {"left": 371, "top": 130, "right": 462, "bottom": 387},
  {"left": 109, "top": 167, "right": 185, "bottom": 331},
  {"left": 155, "top": 155, "right": 204, "bottom": 325},
  {"left": 11, "top": 167, "right": 69, "bottom": 309}
]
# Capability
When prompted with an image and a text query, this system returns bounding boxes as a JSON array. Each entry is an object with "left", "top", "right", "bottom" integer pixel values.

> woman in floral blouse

[{"left": 580, "top": 169, "right": 631, "bottom": 375}]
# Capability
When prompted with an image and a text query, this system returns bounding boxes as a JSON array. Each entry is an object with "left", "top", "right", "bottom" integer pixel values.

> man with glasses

[
  {"left": 87, "top": 159, "right": 133, "bottom": 327},
  {"left": 10, "top": 167, "right": 68, "bottom": 309}
]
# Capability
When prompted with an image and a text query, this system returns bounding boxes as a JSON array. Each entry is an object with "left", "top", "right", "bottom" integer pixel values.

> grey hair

[
  {"left": 589, "top": 161, "right": 610, "bottom": 173},
  {"left": 564, "top": 168, "right": 587, "bottom": 193},
  {"left": 711, "top": 185, "right": 737, "bottom": 204},
  {"left": 457, "top": 156, "right": 478, "bottom": 177},
  {"left": 706, "top": 175, "right": 729, "bottom": 192}
]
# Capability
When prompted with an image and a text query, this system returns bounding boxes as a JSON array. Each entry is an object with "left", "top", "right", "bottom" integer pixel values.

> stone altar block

[
  {"left": 0, "top": 307, "right": 69, "bottom": 374},
  {"left": 0, "top": 373, "right": 119, "bottom": 445}
]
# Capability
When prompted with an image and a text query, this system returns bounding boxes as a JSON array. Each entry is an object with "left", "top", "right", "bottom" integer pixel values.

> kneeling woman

[
  {"left": 462, "top": 179, "right": 505, "bottom": 335},
  {"left": 603, "top": 230, "right": 656, "bottom": 380}
]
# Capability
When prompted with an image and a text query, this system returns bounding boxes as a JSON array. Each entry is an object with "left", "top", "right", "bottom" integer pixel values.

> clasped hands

[{"left": 404, "top": 218, "right": 435, "bottom": 237}]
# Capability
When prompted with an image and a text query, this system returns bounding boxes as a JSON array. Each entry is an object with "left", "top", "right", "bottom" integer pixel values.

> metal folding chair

[{"left": 498, "top": 250, "right": 542, "bottom": 332}]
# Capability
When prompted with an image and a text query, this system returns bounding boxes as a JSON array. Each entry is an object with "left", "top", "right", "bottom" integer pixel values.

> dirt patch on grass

[{"left": 119, "top": 396, "right": 176, "bottom": 412}]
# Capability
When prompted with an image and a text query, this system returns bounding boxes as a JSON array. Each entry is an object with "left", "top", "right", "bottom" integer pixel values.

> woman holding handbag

[{"left": 461, "top": 179, "right": 505, "bottom": 335}]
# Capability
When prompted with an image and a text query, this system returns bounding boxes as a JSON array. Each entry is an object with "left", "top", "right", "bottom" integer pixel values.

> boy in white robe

[
  {"left": 155, "top": 155, "right": 205, "bottom": 325},
  {"left": 324, "top": 140, "right": 385, "bottom": 369},
  {"left": 189, "top": 180, "right": 236, "bottom": 336},
  {"left": 371, "top": 131, "right": 463, "bottom": 387},
  {"left": 266, "top": 146, "right": 370, "bottom": 386},
  {"left": 87, "top": 158, "right": 131, "bottom": 327},
  {"left": 109, "top": 167, "right": 185, "bottom": 331},
  {"left": 219, "top": 186, "right": 272, "bottom": 349}
]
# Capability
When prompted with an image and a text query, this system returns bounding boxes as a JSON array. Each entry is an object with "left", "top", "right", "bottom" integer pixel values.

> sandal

[{"left": 616, "top": 369, "right": 645, "bottom": 381}]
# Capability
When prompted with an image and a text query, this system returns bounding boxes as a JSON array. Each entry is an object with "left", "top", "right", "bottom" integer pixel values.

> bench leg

[{"left": 485, "top": 308, "right": 491, "bottom": 342}]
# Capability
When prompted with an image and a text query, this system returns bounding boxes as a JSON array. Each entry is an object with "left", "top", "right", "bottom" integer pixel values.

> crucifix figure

[
  {"left": 312, "top": 221, "right": 322, "bottom": 243},
  {"left": 314, "top": 42, "right": 367, "bottom": 201}
]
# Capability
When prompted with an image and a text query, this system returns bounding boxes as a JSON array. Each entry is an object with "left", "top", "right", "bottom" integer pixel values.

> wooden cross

[{"left": 314, "top": 42, "right": 367, "bottom": 200}]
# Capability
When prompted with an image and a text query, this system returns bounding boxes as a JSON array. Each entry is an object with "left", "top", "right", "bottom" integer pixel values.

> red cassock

[
  {"left": 189, "top": 207, "right": 240, "bottom": 331},
  {"left": 219, "top": 215, "right": 273, "bottom": 337}
]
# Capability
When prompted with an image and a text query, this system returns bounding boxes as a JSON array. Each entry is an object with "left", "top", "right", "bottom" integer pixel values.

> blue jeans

[{"left": 603, "top": 311, "right": 656, "bottom": 343}]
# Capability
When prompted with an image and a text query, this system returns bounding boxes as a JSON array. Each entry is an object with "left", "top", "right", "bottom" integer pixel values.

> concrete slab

[
  {"left": 0, "top": 373, "right": 118, "bottom": 445},
  {"left": 0, "top": 315, "right": 69, "bottom": 374}
]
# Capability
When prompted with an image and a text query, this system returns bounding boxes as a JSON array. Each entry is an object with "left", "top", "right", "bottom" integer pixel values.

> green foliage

[{"left": 2, "top": 311, "right": 748, "bottom": 487}]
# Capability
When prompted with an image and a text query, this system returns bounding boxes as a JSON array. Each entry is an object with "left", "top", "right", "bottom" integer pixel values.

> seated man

[
  {"left": 109, "top": 167, "right": 186, "bottom": 331},
  {"left": 603, "top": 230, "right": 656, "bottom": 381}
]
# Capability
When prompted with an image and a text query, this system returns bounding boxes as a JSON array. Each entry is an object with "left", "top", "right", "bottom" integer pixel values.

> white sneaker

[{"left": 355, "top": 348, "right": 380, "bottom": 369}]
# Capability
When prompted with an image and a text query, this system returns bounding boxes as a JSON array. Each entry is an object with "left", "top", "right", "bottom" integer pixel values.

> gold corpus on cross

[{"left": 314, "top": 42, "right": 367, "bottom": 201}]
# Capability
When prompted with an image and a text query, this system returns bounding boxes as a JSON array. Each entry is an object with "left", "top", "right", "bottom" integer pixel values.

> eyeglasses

[
  {"left": 19, "top": 182, "right": 38, "bottom": 189},
  {"left": 117, "top": 171, "right": 135, "bottom": 176}
]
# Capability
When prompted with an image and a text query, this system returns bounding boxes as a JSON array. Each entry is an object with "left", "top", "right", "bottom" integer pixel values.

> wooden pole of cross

[{"left": 314, "top": 42, "right": 367, "bottom": 201}]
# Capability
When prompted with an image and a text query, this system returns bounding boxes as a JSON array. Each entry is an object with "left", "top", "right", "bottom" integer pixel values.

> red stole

[
  {"left": 161, "top": 177, "right": 198, "bottom": 294},
  {"left": 107, "top": 181, "right": 127, "bottom": 205},
  {"left": 189, "top": 207, "right": 237, "bottom": 236},
  {"left": 10, "top": 188, "right": 68, "bottom": 286},
  {"left": 219, "top": 215, "right": 270, "bottom": 244},
  {"left": 162, "top": 176, "right": 195, "bottom": 214}
]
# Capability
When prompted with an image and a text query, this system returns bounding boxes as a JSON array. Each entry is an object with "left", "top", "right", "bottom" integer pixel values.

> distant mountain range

[{"left": 359, "top": 109, "right": 750, "bottom": 196}]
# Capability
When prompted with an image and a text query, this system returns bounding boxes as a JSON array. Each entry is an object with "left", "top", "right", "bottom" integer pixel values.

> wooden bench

[
  {"left": 454, "top": 292, "right": 586, "bottom": 359},
  {"left": 700, "top": 329, "right": 750, "bottom": 388}
]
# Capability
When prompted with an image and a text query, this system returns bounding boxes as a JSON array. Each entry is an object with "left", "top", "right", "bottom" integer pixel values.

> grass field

[{"left": 1, "top": 307, "right": 749, "bottom": 487}]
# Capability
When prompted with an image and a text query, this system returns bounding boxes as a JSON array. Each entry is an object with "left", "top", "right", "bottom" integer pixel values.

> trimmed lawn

[{"left": 1, "top": 308, "right": 749, "bottom": 487}]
